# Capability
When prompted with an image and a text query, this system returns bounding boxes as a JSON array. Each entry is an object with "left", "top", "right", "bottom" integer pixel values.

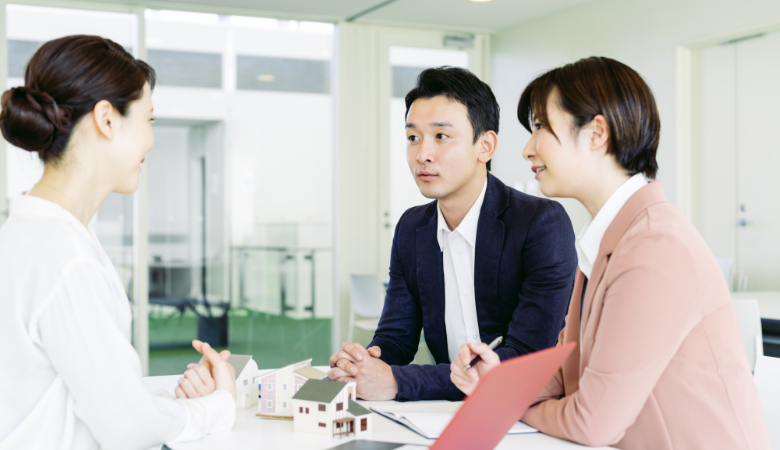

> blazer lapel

[
  {"left": 474, "top": 174, "right": 508, "bottom": 335},
  {"left": 416, "top": 202, "right": 447, "bottom": 362},
  {"left": 580, "top": 182, "right": 668, "bottom": 357}
]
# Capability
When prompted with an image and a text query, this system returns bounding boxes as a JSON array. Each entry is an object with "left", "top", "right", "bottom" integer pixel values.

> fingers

[
  {"left": 450, "top": 359, "right": 474, "bottom": 385},
  {"left": 193, "top": 364, "right": 217, "bottom": 392},
  {"left": 327, "top": 367, "right": 353, "bottom": 380},
  {"left": 329, "top": 350, "right": 357, "bottom": 368},
  {"left": 336, "top": 358, "right": 358, "bottom": 377},
  {"left": 467, "top": 342, "right": 500, "bottom": 366},
  {"left": 219, "top": 349, "right": 231, "bottom": 361},
  {"left": 450, "top": 370, "right": 477, "bottom": 396},
  {"left": 342, "top": 342, "right": 369, "bottom": 362},
  {"left": 178, "top": 376, "right": 202, "bottom": 399},
  {"left": 175, "top": 385, "right": 187, "bottom": 399},
  {"left": 367, "top": 346, "right": 382, "bottom": 358},
  {"left": 200, "top": 342, "right": 237, "bottom": 401}
]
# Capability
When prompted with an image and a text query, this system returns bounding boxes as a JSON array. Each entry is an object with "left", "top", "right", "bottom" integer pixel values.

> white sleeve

[{"left": 35, "top": 259, "right": 235, "bottom": 450}]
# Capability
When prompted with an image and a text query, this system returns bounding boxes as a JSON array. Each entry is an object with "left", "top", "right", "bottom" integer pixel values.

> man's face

[{"left": 405, "top": 96, "right": 482, "bottom": 200}]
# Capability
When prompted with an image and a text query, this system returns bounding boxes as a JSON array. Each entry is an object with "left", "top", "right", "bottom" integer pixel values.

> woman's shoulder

[{"left": 0, "top": 212, "right": 91, "bottom": 272}]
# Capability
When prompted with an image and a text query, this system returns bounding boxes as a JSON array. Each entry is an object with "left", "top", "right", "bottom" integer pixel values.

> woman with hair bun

[
  {"left": 0, "top": 35, "right": 236, "bottom": 449},
  {"left": 449, "top": 57, "right": 770, "bottom": 449}
]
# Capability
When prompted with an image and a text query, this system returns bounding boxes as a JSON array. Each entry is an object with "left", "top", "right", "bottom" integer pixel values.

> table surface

[{"left": 145, "top": 368, "right": 608, "bottom": 450}]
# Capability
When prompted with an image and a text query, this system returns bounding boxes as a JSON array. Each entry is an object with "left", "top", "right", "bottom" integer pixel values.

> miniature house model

[
  {"left": 292, "top": 379, "right": 372, "bottom": 437},
  {"left": 255, "top": 358, "right": 327, "bottom": 419},
  {"left": 227, "top": 355, "right": 259, "bottom": 410}
]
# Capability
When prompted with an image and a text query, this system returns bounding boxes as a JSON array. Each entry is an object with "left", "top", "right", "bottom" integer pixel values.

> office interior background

[{"left": 1, "top": 0, "right": 779, "bottom": 376}]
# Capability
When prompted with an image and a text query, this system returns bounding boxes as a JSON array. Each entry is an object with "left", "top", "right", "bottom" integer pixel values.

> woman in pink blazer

[{"left": 450, "top": 57, "right": 770, "bottom": 449}]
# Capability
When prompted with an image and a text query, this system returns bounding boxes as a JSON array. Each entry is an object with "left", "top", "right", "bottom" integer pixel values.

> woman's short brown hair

[
  {"left": 0, "top": 35, "right": 155, "bottom": 164},
  {"left": 517, "top": 57, "right": 660, "bottom": 179}
]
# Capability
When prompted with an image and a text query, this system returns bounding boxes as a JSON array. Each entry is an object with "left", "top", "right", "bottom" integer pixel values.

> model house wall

[
  {"left": 255, "top": 358, "right": 326, "bottom": 419},
  {"left": 291, "top": 379, "right": 371, "bottom": 437}
]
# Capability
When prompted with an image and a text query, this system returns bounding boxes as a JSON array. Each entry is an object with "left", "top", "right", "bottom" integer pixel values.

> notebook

[{"left": 370, "top": 409, "right": 537, "bottom": 439}]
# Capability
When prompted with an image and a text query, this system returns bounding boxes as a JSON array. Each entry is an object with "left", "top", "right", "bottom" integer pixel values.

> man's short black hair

[{"left": 405, "top": 66, "right": 499, "bottom": 171}]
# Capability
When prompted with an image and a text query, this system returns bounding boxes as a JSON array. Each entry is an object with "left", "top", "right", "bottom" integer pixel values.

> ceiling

[{"left": 101, "top": 0, "right": 591, "bottom": 33}]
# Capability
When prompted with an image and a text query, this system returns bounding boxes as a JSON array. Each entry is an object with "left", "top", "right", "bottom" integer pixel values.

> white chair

[
  {"left": 733, "top": 299, "right": 764, "bottom": 372},
  {"left": 754, "top": 356, "right": 780, "bottom": 448},
  {"left": 348, "top": 274, "right": 385, "bottom": 343},
  {"left": 716, "top": 257, "right": 734, "bottom": 291}
]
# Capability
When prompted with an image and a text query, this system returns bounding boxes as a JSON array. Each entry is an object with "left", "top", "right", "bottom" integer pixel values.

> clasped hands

[
  {"left": 327, "top": 342, "right": 398, "bottom": 400},
  {"left": 174, "top": 340, "right": 237, "bottom": 401}
]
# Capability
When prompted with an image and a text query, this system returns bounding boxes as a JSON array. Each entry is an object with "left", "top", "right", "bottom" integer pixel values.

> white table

[{"left": 145, "top": 368, "right": 608, "bottom": 450}]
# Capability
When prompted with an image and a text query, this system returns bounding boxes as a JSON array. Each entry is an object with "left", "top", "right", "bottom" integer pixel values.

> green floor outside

[{"left": 148, "top": 309, "right": 332, "bottom": 376}]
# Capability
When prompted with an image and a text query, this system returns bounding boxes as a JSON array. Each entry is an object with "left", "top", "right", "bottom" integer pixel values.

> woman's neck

[
  {"left": 577, "top": 166, "right": 632, "bottom": 219},
  {"left": 30, "top": 161, "right": 110, "bottom": 227}
]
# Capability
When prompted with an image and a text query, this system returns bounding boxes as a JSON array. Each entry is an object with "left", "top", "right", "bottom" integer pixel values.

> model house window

[
  {"left": 318, "top": 423, "right": 326, "bottom": 428},
  {"left": 336, "top": 422, "right": 343, "bottom": 429},
  {"left": 361, "top": 418, "right": 367, "bottom": 431},
  {"left": 282, "top": 401, "right": 287, "bottom": 408},
  {"left": 319, "top": 404, "right": 326, "bottom": 412},
  {"left": 267, "top": 383, "right": 273, "bottom": 390},
  {"left": 283, "top": 383, "right": 288, "bottom": 391},
  {"left": 267, "top": 400, "right": 272, "bottom": 408},
  {"left": 305, "top": 408, "right": 310, "bottom": 414},
  {"left": 336, "top": 402, "right": 343, "bottom": 411},
  {"left": 243, "top": 379, "right": 248, "bottom": 386},
  {"left": 299, "top": 407, "right": 302, "bottom": 413}
]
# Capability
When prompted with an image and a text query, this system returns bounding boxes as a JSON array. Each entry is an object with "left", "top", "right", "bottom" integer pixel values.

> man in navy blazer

[{"left": 327, "top": 67, "right": 576, "bottom": 401}]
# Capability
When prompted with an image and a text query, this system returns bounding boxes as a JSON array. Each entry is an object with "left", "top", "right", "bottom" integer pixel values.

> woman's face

[
  {"left": 110, "top": 82, "right": 154, "bottom": 194},
  {"left": 522, "top": 91, "right": 591, "bottom": 198}
]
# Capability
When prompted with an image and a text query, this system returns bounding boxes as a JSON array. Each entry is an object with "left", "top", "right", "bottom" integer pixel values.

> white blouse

[{"left": 0, "top": 195, "right": 235, "bottom": 450}]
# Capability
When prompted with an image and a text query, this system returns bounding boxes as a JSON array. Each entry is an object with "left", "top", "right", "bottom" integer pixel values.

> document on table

[{"left": 370, "top": 408, "right": 538, "bottom": 439}]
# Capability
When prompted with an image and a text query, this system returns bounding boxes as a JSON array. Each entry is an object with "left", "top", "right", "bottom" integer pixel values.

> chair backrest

[
  {"left": 716, "top": 257, "right": 734, "bottom": 291},
  {"left": 733, "top": 299, "right": 763, "bottom": 372},
  {"left": 754, "top": 356, "right": 780, "bottom": 449},
  {"left": 350, "top": 273, "right": 385, "bottom": 318}
]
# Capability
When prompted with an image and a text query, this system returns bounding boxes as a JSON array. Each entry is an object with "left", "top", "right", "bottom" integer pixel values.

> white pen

[{"left": 463, "top": 336, "right": 503, "bottom": 371}]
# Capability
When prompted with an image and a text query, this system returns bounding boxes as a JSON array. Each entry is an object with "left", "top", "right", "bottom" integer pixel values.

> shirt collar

[
  {"left": 437, "top": 177, "right": 488, "bottom": 251},
  {"left": 576, "top": 173, "right": 648, "bottom": 278}
]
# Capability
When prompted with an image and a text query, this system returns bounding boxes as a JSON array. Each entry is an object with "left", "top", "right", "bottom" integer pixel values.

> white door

[
  {"left": 735, "top": 32, "right": 780, "bottom": 290},
  {"left": 376, "top": 30, "right": 488, "bottom": 269},
  {"left": 693, "top": 31, "right": 780, "bottom": 291}
]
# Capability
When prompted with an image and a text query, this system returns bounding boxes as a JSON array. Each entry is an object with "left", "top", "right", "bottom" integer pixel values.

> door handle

[{"left": 735, "top": 219, "right": 748, "bottom": 227}]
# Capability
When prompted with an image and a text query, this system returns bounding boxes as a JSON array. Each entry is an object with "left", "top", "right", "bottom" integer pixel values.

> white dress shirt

[
  {"left": 0, "top": 195, "right": 235, "bottom": 450},
  {"left": 437, "top": 178, "right": 488, "bottom": 363},
  {"left": 576, "top": 173, "right": 649, "bottom": 278}
]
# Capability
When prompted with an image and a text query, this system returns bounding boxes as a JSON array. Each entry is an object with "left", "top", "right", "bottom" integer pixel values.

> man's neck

[{"left": 438, "top": 171, "right": 487, "bottom": 231}]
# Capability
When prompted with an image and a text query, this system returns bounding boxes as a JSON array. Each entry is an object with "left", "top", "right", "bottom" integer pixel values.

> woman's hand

[
  {"left": 175, "top": 340, "right": 236, "bottom": 401},
  {"left": 450, "top": 342, "right": 501, "bottom": 396}
]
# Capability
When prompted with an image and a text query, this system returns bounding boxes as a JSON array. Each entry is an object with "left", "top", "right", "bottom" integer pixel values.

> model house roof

[
  {"left": 227, "top": 355, "right": 253, "bottom": 380},
  {"left": 259, "top": 358, "right": 313, "bottom": 378},
  {"left": 293, "top": 366, "right": 327, "bottom": 380},
  {"left": 292, "top": 379, "right": 347, "bottom": 403},
  {"left": 347, "top": 399, "right": 370, "bottom": 417}
]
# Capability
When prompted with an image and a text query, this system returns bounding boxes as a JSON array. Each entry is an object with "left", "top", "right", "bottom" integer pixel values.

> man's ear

[
  {"left": 92, "top": 100, "right": 116, "bottom": 141},
  {"left": 477, "top": 130, "right": 498, "bottom": 164},
  {"left": 589, "top": 115, "right": 609, "bottom": 153}
]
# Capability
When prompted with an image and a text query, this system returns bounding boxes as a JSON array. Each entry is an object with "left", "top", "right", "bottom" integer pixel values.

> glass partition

[{"left": 144, "top": 11, "right": 334, "bottom": 374}]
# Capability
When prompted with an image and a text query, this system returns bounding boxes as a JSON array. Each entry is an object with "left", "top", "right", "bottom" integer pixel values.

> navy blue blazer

[{"left": 368, "top": 173, "right": 577, "bottom": 401}]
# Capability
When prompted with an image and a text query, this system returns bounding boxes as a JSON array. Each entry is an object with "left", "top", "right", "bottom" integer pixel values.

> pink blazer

[{"left": 522, "top": 182, "right": 770, "bottom": 449}]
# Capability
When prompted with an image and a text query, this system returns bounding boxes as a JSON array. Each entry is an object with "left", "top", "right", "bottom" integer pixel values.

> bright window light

[
  {"left": 299, "top": 22, "right": 335, "bottom": 34},
  {"left": 145, "top": 9, "right": 220, "bottom": 24},
  {"left": 228, "top": 15, "right": 279, "bottom": 29}
]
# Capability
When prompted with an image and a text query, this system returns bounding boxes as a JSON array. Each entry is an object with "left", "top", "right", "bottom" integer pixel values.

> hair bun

[{"left": 0, "top": 86, "right": 68, "bottom": 153}]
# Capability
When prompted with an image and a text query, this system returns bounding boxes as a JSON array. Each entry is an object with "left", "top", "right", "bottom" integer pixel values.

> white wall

[{"left": 489, "top": 0, "right": 780, "bottom": 232}]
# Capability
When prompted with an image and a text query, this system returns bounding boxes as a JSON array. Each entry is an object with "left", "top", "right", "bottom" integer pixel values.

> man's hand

[
  {"left": 327, "top": 342, "right": 382, "bottom": 382},
  {"left": 176, "top": 340, "right": 236, "bottom": 401},
  {"left": 450, "top": 342, "right": 500, "bottom": 396},
  {"left": 327, "top": 342, "right": 396, "bottom": 400}
]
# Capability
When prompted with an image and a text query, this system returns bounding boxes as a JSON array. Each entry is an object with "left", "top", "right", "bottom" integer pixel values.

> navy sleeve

[
  {"left": 368, "top": 214, "right": 423, "bottom": 367},
  {"left": 495, "top": 199, "right": 577, "bottom": 362}
]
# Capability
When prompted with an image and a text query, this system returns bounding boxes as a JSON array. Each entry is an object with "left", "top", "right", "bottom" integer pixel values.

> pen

[{"left": 463, "top": 336, "right": 503, "bottom": 371}]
